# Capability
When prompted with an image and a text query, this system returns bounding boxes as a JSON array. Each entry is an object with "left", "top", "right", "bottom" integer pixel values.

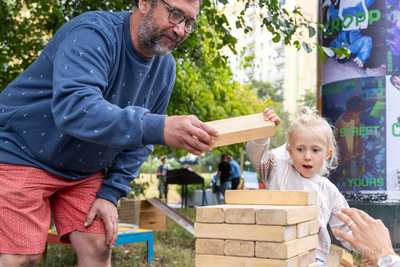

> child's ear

[
  {"left": 286, "top": 145, "right": 293, "bottom": 157},
  {"left": 326, "top": 149, "right": 333, "bottom": 160}
]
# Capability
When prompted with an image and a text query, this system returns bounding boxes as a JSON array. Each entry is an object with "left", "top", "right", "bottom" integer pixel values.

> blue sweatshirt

[{"left": 0, "top": 11, "right": 176, "bottom": 206}]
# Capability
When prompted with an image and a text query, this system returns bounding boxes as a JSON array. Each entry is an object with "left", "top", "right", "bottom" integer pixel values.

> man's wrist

[{"left": 377, "top": 255, "right": 400, "bottom": 267}]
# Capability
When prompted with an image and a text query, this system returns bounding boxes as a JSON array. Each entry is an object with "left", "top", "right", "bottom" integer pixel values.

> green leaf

[
  {"left": 188, "top": 38, "right": 196, "bottom": 46},
  {"left": 317, "top": 46, "right": 326, "bottom": 63},
  {"left": 42, "top": 4, "right": 50, "bottom": 12},
  {"left": 308, "top": 26, "right": 316, "bottom": 38},
  {"left": 321, "top": 46, "right": 335, "bottom": 57},
  {"left": 342, "top": 47, "right": 350, "bottom": 57},
  {"left": 272, "top": 33, "right": 281, "bottom": 43},
  {"left": 205, "top": 32, "right": 213, "bottom": 38},
  {"left": 332, "top": 48, "right": 343, "bottom": 57},
  {"left": 315, "top": 22, "right": 325, "bottom": 31},
  {"left": 293, "top": 40, "right": 301, "bottom": 50},
  {"left": 235, "top": 21, "right": 241, "bottom": 29},
  {"left": 53, "top": 8, "right": 63, "bottom": 19},
  {"left": 302, "top": 42, "right": 312, "bottom": 53},
  {"left": 282, "top": 8, "right": 289, "bottom": 16},
  {"left": 212, "top": 57, "right": 221, "bottom": 68}
]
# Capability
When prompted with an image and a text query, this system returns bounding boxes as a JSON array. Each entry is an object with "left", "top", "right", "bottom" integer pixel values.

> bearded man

[{"left": 0, "top": 0, "right": 217, "bottom": 266}]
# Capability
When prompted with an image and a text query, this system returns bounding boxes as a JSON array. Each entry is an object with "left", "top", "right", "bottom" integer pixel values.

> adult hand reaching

[
  {"left": 163, "top": 115, "right": 219, "bottom": 155},
  {"left": 333, "top": 208, "right": 396, "bottom": 266},
  {"left": 84, "top": 198, "right": 119, "bottom": 249}
]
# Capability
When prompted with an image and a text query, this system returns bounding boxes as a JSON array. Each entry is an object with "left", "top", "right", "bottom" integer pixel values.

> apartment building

[{"left": 222, "top": 0, "right": 318, "bottom": 116}]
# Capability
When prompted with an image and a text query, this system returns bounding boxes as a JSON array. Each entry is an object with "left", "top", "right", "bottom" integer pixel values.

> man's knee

[
  {"left": 0, "top": 253, "right": 42, "bottom": 267},
  {"left": 70, "top": 232, "right": 111, "bottom": 264},
  {"left": 93, "top": 247, "right": 112, "bottom": 264}
]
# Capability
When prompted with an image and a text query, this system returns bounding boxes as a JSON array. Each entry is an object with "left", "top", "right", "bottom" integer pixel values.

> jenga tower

[{"left": 194, "top": 190, "right": 320, "bottom": 267}]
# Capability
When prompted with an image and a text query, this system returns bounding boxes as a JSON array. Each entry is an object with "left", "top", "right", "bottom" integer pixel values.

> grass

[{"left": 37, "top": 208, "right": 197, "bottom": 267}]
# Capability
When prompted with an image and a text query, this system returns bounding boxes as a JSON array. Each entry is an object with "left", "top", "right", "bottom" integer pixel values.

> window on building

[
  {"left": 249, "top": 18, "right": 255, "bottom": 28},
  {"left": 260, "top": 43, "right": 264, "bottom": 50},
  {"left": 260, "top": 28, "right": 264, "bottom": 35}
]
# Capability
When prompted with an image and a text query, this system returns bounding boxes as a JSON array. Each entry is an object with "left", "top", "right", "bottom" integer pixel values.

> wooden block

[
  {"left": 194, "top": 223, "right": 296, "bottom": 242},
  {"left": 308, "top": 263, "right": 319, "bottom": 267},
  {"left": 299, "top": 249, "right": 317, "bottom": 267},
  {"left": 196, "top": 205, "right": 225, "bottom": 223},
  {"left": 204, "top": 113, "right": 276, "bottom": 148},
  {"left": 256, "top": 205, "right": 319, "bottom": 225},
  {"left": 297, "top": 221, "right": 310, "bottom": 238},
  {"left": 224, "top": 240, "right": 255, "bottom": 257},
  {"left": 309, "top": 220, "right": 319, "bottom": 235},
  {"left": 225, "top": 190, "right": 318, "bottom": 206},
  {"left": 298, "top": 251, "right": 310, "bottom": 267},
  {"left": 255, "top": 235, "right": 318, "bottom": 259},
  {"left": 340, "top": 250, "right": 353, "bottom": 267},
  {"left": 197, "top": 204, "right": 318, "bottom": 225},
  {"left": 225, "top": 206, "right": 256, "bottom": 224},
  {"left": 196, "top": 204, "right": 256, "bottom": 224},
  {"left": 195, "top": 254, "right": 298, "bottom": 267},
  {"left": 138, "top": 199, "right": 167, "bottom": 231},
  {"left": 308, "top": 249, "right": 316, "bottom": 263},
  {"left": 326, "top": 245, "right": 347, "bottom": 267},
  {"left": 196, "top": 239, "right": 224, "bottom": 255}
]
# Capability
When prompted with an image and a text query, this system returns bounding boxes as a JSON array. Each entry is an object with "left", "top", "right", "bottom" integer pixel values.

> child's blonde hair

[{"left": 285, "top": 106, "right": 338, "bottom": 177}]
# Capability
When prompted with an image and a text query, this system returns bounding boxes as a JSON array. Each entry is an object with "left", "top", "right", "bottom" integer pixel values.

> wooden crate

[{"left": 138, "top": 199, "right": 167, "bottom": 231}]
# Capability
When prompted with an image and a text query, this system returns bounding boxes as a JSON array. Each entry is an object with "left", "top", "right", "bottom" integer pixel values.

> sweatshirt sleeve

[
  {"left": 51, "top": 26, "right": 166, "bottom": 149},
  {"left": 246, "top": 138, "right": 277, "bottom": 188},
  {"left": 329, "top": 191, "right": 356, "bottom": 252},
  {"left": 97, "top": 145, "right": 153, "bottom": 206}
]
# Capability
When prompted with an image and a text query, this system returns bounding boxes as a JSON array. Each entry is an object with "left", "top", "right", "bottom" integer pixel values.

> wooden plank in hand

[{"left": 204, "top": 113, "right": 276, "bottom": 148}]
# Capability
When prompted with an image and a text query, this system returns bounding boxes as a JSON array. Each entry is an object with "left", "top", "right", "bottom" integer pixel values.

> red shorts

[{"left": 0, "top": 163, "right": 107, "bottom": 254}]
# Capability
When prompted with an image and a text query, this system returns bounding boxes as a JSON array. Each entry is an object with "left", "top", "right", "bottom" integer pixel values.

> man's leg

[
  {"left": 231, "top": 178, "right": 240, "bottom": 190},
  {"left": 49, "top": 171, "right": 108, "bottom": 267},
  {"left": 0, "top": 254, "right": 42, "bottom": 267},
  {"left": 0, "top": 164, "right": 55, "bottom": 267},
  {"left": 69, "top": 231, "right": 111, "bottom": 267}
]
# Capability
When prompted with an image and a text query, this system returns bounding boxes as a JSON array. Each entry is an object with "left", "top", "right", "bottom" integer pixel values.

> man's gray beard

[{"left": 138, "top": 12, "right": 181, "bottom": 56}]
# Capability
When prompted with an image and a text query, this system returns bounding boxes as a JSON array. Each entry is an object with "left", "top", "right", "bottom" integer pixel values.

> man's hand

[
  {"left": 163, "top": 115, "right": 219, "bottom": 155},
  {"left": 84, "top": 198, "right": 118, "bottom": 249},
  {"left": 333, "top": 208, "right": 396, "bottom": 265}
]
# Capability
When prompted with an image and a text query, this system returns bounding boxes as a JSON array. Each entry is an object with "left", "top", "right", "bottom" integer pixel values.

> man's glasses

[{"left": 161, "top": 0, "right": 200, "bottom": 33}]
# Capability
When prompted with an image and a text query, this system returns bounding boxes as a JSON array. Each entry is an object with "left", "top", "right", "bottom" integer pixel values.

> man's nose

[{"left": 173, "top": 22, "right": 187, "bottom": 38}]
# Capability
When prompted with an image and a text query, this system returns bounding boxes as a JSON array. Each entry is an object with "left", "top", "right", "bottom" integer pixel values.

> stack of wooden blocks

[{"left": 194, "top": 190, "right": 320, "bottom": 267}]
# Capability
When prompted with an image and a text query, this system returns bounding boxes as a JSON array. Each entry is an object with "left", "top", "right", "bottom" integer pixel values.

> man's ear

[{"left": 138, "top": 0, "right": 152, "bottom": 15}]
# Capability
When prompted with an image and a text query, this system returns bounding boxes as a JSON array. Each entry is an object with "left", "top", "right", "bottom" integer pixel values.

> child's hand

[{"left": 263, "top": 108, "right": 281, "bottom": 126}]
